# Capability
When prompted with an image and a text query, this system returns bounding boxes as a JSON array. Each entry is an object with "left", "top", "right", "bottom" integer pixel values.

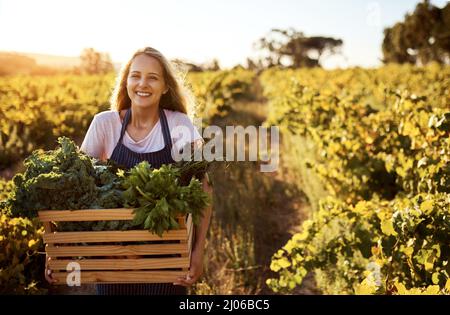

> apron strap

[
  {"left": 118, "top": 108, "right": 131, "bottom": 143},
  {"left": 159, "top": 108, "right": 173, "bottom": 151},
  {"left": 118, "top": 107, "right": 172, "bottom": 150}
]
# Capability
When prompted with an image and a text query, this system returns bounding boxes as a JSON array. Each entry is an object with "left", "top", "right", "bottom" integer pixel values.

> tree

[
  {"left": 171, "top": 59, "right": 206, "bottom": 73},
  {"left": 254, "top": 28, "right": 343, "bottom": 69},
  {"left": 79, "top": 48, "right": 114, "bottom": 74},
  {"left": 171, "top": 58, "right": 221, "bottom": 72},
  {"left": 382, "top": 0, "right": 450, "bottom": 65},
  {"left": 203, "top": 58, "right": 221, "bottom": 71}
]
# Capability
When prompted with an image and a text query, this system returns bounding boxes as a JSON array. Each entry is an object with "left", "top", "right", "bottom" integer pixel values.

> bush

[
  {"left": 266, "top": 193, "right": 450, "bottom": 294},
  {"left": 0, "top": 214, "right": 47, "bottom": 294}
]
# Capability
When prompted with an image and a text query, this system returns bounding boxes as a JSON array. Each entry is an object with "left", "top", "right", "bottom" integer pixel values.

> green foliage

[
  {"left": 0, "top": 214, "right": 47, "bottom": 294},
  {"left": 262, "top": 65, "right": 449, "bottom": 204},
  {"left": 188, "top": 69, "right": 255, "bottom": 125},
  {"left": 123, "top": 161, "right": 210, "bottom": 237},
  {"left": 272, "top": 85, "right": 448, "bottom": 204},
  {"left": 261, "top": 64, "right": 450, "bottom": 295},
  {"left": 261, "top": 63, "right": 450, "bottom": 111},
  {"left": 6, "top": 137, "right": 210, "bottom": 235},
  {"left": 0, "top": 179, "right": 14, "bottom": 215},
  {"left": 8, "top": 137, "right": 123, "bottom": 219},
  {"left": 266, "top": 194, "right": 450, "bottom": 295},
  {"left": 382, "top": 1, "right": 450, "bottom": 65},
  {"left": 0, "top": 179, "right": 14, "bottom": 200},
  {"left": 0, "top": 73, "right": 114, "bottom": 169}
]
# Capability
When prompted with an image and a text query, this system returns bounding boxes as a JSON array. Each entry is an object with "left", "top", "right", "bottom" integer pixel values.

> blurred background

[{"left": 0, "top": 0, "right": 449, "bottom": 295}]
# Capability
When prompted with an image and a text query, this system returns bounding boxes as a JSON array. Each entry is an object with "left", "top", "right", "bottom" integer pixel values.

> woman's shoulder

[
  {"left": 163, "top": 109, "right": 194, "bottom": 125},
  {"left": 93, "top": 110, "right": 121, "bottom": 125}
]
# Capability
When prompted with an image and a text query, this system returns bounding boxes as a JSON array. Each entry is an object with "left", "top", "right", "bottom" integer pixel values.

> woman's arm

[
  {"left": 193, "top": 173, "right": 213, "bottom": 252},
  {"left": 174, "top": 172, "right": 213, "bottom": 287}
]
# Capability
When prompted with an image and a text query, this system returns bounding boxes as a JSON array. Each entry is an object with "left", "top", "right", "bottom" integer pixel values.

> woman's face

[{"left": 127, "top": 54, "right": 168, "bottom": 109}]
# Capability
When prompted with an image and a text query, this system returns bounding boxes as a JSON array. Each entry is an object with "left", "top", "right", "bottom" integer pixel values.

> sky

[{"left": 0, "top": 0, "right": 448, "bottom": 69}]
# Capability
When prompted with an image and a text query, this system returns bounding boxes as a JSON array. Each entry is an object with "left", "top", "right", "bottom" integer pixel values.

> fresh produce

[
  {"left": 123, "top": 161, "right": 210, "bottom": 236},
  {"left": 6, "top": 137, "right": 124, "bottom": 218},
  {"left": 5, "top": 137, "right": 210, "bottom": 235}
]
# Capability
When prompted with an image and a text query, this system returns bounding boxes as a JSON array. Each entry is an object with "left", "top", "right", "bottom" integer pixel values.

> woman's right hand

[{"left": 45, "top": 255, "right": 58, "bottom": 284}]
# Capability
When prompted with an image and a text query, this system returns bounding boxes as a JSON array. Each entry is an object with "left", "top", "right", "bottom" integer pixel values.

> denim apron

[{"left": 95, "top": 107, "right": 187, "bottom": 295}]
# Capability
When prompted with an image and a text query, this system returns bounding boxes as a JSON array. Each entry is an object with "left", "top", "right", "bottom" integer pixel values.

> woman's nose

[
  {"left": 137, "top": 78, "right": 151, "bottom": 87},
  {"left": 138, "top": 79, "right": 149, "bottom": 87}
]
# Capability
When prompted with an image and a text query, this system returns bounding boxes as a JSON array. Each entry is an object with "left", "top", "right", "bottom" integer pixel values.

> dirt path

[{"left": 203, "top": 77, "right": 319, "bottom": 294}]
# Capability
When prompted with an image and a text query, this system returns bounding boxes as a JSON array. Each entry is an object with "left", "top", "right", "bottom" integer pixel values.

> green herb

[{"left": 122, "top": 161, "right": 210, "bottom": 237}]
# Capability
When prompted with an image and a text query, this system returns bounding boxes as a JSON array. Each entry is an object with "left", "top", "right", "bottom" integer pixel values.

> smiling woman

[
  {"left": 43, "top": 47, "right": 213, "bottom": 296},
  {"left": 79, "top": 47, "right": 203, "bottom": 165}
]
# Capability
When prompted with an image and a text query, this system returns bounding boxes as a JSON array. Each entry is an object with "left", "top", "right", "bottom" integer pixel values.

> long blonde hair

[{"left": 110, "top": 47, "right": 195, "bottom": 115}]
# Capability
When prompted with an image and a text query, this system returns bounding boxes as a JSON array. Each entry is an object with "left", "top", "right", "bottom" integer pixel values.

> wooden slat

[
  {"left": 177, "top": 216, "right": 186, "bottom": 229},
  {"left": 46, "top": 243, "right": 188, "bottom": 257},
  {"left": 43, "top": 223, "right": 56, "bottom": 269},
  {"left": 181, "top": 215, "right": 193, "bottom": 248},
  {"left": 187, "top": 219, "right": 194, "bottom": 258},
  {"left": 181, "top": 217, "right": 194, "bottom": 271},
  {"left": 52, "top": 270, "right": 185, "bottom": 284},
  {"left": 186, "top": 214, "right": 192, "bottom": 239},
  {"left": 38, "top": 209, "right": 187, "bottom": 223},
  {"left": 49, "top": 257, "right": 189, "bottom": 270},
  {"left": 43, "top": 222, "right": 53, "bottom": 233},
  {"left": 38, "top": 209, "right": 135, "bottom": 222},
  {"left": 44, "top": 229, "right": 188, "bottom": 244}
]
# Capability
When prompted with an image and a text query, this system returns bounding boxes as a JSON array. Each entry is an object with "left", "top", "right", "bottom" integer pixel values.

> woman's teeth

[{"left": 136, "top": 92, "right": 151, "bottom": 97}]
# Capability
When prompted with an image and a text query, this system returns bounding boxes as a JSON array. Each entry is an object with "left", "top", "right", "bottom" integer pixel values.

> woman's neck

[{"left": 129, "top": 105, "right": 160, "bottom": 129}]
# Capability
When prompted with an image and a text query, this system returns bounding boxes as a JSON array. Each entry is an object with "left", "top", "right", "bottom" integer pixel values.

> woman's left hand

[{"left": 173, "top": 247, "right": 204, "bottom": 287}]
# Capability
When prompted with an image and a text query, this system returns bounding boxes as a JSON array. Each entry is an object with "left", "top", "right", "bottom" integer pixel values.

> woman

[{"left": 45, "top": 47, "right": 213, "bottom": 295}]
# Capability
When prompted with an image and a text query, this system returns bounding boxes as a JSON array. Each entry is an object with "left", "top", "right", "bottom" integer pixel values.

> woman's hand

[
  {"left": 44, "top": 255, "right": 58, "bottom": 284},
  {"left": 173, "top": 247, "right": 204, "bottom": 287}
]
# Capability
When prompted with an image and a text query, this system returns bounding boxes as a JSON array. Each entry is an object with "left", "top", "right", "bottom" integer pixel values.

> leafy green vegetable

[
  {"left": 6, "top": 137, "right": 212, "bottom": 236},
  {"left": 10, "top": 137, "right": 97, "bottom": 217},
  {"left": 6, "top": 137, "right": 126, "bottom": 231},
  {"left": 123, "top": 161, "right": 210, "bottom": 236}
]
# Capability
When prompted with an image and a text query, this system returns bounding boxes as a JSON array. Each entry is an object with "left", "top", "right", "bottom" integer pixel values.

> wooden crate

[{"left": 38, "top": 208, "right": 193, "bottom": 285}]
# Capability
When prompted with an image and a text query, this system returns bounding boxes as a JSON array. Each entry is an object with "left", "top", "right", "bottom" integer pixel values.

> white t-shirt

[{"left": 80, "top": 109, "right": 202, "bottom": 161}]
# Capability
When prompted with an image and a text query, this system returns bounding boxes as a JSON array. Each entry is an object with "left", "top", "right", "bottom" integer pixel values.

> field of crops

[
  {"left": 261, "top": 64, "right": 450, "bottom": 294},
  {"left": 0, "top": 63, "right": 449, "bottom": 295}
]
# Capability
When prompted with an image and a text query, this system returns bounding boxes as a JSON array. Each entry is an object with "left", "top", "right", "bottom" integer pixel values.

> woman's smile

[{"left": 136, "top": 91, "right": 152, "bottom": 97}]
